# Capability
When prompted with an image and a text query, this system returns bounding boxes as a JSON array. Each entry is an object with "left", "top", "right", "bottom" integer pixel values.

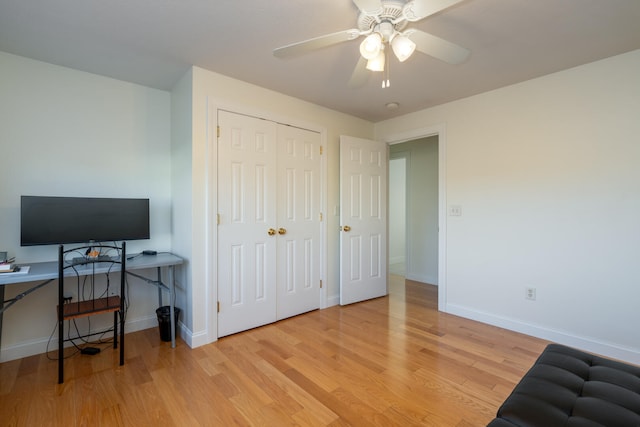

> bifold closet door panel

[
  {"left": 275, "top": 124, "right": 321, "bottom": 320},
  {"left": 217, "top": 110, "right": 278, "bottom": 337}
]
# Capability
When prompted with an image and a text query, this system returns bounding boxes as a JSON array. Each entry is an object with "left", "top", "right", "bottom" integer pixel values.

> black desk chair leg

[
  {"left": 119, "top": 311, "right": 125, "bottom": 365},
  {"left": 113, "top": 311, "right": 118, "bottom": 349}
]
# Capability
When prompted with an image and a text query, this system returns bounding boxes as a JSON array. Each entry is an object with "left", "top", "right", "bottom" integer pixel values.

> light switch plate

[{"left": 448, "top": 205, "right": 462, "bottom": 216}]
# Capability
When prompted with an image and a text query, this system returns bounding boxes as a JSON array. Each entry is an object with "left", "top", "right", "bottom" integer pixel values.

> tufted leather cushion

[{"left": 487, "top": 344, "right": 640, "bottom": 427}]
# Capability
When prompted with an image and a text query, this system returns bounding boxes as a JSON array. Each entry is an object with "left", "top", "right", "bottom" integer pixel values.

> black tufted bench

[{"left": 488, "top": 343, "right": 640, "bottom": 427}]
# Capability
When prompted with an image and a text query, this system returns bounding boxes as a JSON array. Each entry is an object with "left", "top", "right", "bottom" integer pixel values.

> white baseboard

[
  {"left": 182, "top": 326, "right": 210, "bottom": 348},
  {"left": 327, "top": 293, "right": 340, "bottom": 307},
  {"left": 405, "top": 272, "right": 437, "bottom": 285},
  {"left": 1, "top": 315, "right": 158, "bottom": 363},
  {"left": 389, "top": 256, "right": 405, "bottom": 265},
  {"left": 445, "top": 303, "right": 640, "bottom": 365}
]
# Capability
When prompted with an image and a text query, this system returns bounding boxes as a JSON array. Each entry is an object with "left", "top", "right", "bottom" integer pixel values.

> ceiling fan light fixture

[
  {"left": 378, "top": 21, "right": 395, "bottom": 42},
  {"left": 366, "top": 48, "right": 385, "bottom": 72},
  {"left": 391, "top": 34, "right": 416, "bottom": 62},
  {"left": 359, "top": 33, "right": 383, "bottom": 60},
  {"left": 273, "top": 0, "right": 471, "bottom": 88}
]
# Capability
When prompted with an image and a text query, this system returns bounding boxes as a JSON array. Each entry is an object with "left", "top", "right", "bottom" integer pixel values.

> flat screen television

[{"left": 21, "top": 195, "right": 150, "bottom": 246}]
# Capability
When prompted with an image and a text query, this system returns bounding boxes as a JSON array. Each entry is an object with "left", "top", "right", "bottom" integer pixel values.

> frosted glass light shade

[
  {"left": 391, "top": 35, "right": 416, "bottom": 62},
  {"left": 366, "top": 50, "right": 385, "bottom": 72},
  {"left": 359, "top": 33, "right": 383, "bottom": 60}
]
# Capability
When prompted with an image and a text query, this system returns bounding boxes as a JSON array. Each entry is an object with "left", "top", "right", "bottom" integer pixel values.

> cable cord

[{"left": 51, "top": 245, "right": 129, "bottom": 359}]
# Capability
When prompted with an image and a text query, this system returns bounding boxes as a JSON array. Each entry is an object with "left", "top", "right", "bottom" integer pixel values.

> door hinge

[
  {"left": 320, "top": 145, "right": 323, "bottom": 155},
  {"left": 320, "top": 280, "right": 323, "bottom": 289},
  {"left": 319, "top": 212, "right": 323, "bottom": 222},
  {"left": 217, "top": 213, "right": 221, "bottom": 225},
  {"left": 217, "top": 301, "right": 220, "bottom": 313},
  {"left": 217, "top": 125, "right": 220, "bottom": 138}
]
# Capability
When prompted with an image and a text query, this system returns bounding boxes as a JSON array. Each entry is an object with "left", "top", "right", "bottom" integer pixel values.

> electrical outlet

[{"left": 525, "top": 287, "right": 536, "bottom": 301}]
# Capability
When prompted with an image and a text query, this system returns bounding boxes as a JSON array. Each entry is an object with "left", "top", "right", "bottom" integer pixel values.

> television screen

[{"left": 21, "top": 196, "right": 150, "bottom": 246}]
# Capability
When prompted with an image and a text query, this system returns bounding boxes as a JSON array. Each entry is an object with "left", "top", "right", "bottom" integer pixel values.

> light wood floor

[{"left": 0, "top": 276, "right": 548, "bottom": 426}]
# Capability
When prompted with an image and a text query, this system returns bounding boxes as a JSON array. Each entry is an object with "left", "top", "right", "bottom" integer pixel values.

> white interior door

[
  {"left": 217, "top": 111, "right": 322, "bottom": 337},
  {"left": 340, "top": 135, "right": 388, "bottom": 305},
  {"left": 217, "top": 110, "right": 278, "bottom": 337},
  {"left": 276, "top": 124, "right": 321, "bottom": 319}
]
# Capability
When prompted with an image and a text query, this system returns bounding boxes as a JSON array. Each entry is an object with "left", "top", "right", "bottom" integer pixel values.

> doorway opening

[
  {"left": 389, "top": 154, "right": 407, "bottom": 276},
  {"left": 388, "top": 136, "right": 439, "bottom": 288}
]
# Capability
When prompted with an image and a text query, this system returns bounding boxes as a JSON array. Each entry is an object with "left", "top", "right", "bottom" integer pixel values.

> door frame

[
  {"left": 206, "top": 99, "right": 328, "bottom": 343},
  {"left": 384, "top": 123, "right": 447, "bottom": 311}
]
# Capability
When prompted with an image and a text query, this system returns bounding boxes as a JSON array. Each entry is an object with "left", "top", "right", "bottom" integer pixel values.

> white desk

[{"left": 0, "top": 252, "right": 183, "bottom": 353}]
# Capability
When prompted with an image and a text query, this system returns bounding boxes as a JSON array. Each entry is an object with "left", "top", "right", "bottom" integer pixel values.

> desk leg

[
  {"left": 156, "top": 267, "right": 163, "bottom": 306},
  {"left": 169, "top": 265, "right": 176, "bottom": 348},
  {"left": 0, "top": 285, "right": 4, "bottom": 353}
]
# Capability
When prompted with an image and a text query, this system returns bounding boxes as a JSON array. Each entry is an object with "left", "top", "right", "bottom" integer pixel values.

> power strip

[{"left": 71, "top": 255, "right": 112, "bottom": 265}]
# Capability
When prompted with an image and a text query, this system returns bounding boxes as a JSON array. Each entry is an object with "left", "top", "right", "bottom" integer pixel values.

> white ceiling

[{"left": 1, "top": 0, "right": 639, "bottom": 122}]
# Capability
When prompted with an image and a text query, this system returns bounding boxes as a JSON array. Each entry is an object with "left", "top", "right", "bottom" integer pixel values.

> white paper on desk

[{"left": 0, "top": 266, "right": 30, "bottom": 275}]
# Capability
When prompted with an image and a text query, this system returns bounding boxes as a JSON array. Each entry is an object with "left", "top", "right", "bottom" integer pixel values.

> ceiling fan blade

[
  {"left": 348, "top": 57, "right": 369, "bottom": 88},
  {"left": 408, "top": 29, "right": 470, "bottom": 64},
  {"left": 404, "top": 0, "right": 465, "bottom": 21},
  {"left": 352, "top": 0, "right": 383, "bottom": 15},
  {"left": 273, "top": 29, "right": 360, "bottom": 58}
]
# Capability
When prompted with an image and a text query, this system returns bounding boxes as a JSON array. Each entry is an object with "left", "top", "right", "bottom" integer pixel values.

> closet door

[
  {"left": 217, "top": 111, "right": 322, "bottom": 337},
  {"left": 276, "top": 124, "right": 321, "bottom": 320},
  {"left": 217, "top": 110, "right": 278, "bottom": 337}
]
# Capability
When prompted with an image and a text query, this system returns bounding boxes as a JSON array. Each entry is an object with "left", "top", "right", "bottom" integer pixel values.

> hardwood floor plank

[
  {"left": 283, "top": 368, "right": 389, "bottom": 427},
  {"left": 285, "top": 356, "right": 342, "bottom": 393},
  {"left": 123, "top": 381, "right": 174, "bottom": 425},
  {"left": 223, "top": 346, "right": 304, "bottom": 416},
  {"left": 0, "top": 277, "right": 549, "bottom": 426},
  {"left": 149, "top": 367, "right": 203, "bottom": 426},
  {"left": 254, "top": 359, "right": 339, "bottom": 426}
]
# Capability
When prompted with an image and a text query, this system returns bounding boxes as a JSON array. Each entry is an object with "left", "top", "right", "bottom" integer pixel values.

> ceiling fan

[{"left": 273, "top": 0, "right": 471, "bottom": 88}]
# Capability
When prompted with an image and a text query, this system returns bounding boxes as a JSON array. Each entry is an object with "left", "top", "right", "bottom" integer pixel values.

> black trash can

[{"left": 156, "top": 306, "right": 181, "bottom": 342}]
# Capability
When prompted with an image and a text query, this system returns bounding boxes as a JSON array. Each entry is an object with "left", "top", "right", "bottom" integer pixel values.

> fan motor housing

[{"left": 357, "top": 0, "right": 408, "bottom": 33}]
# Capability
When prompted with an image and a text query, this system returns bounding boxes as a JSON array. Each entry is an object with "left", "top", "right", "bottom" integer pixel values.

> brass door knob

[
  {"left": 268, "top": 228, "right": 276, "bottom": 236},
  {"left": 278, "top": 228, "right": 287, "bottom": 235},
  {"left": 343, "top": 225, "right": 351, "bottom": 232}
]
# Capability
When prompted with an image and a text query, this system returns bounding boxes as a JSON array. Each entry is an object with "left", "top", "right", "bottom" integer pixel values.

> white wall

[
  {"left": 0, "top": 52, "right": 172, "bottom": 362},
  {"left": 388, "top": 156, "right": 407, "bottom": 267},
  {"left": 375, "top": 49, "right": 640, "bottom": 364},
  {"left": 181, "top": 66, "right": 374, "bottom": 346},
  {"left": 169, "top": 68, "right": 193, "bottom": 334}
]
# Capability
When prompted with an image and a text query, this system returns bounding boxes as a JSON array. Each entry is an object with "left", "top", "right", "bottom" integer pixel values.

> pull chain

[{"left": 382, "top": 50, "right": 390, "bottom": 88}]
